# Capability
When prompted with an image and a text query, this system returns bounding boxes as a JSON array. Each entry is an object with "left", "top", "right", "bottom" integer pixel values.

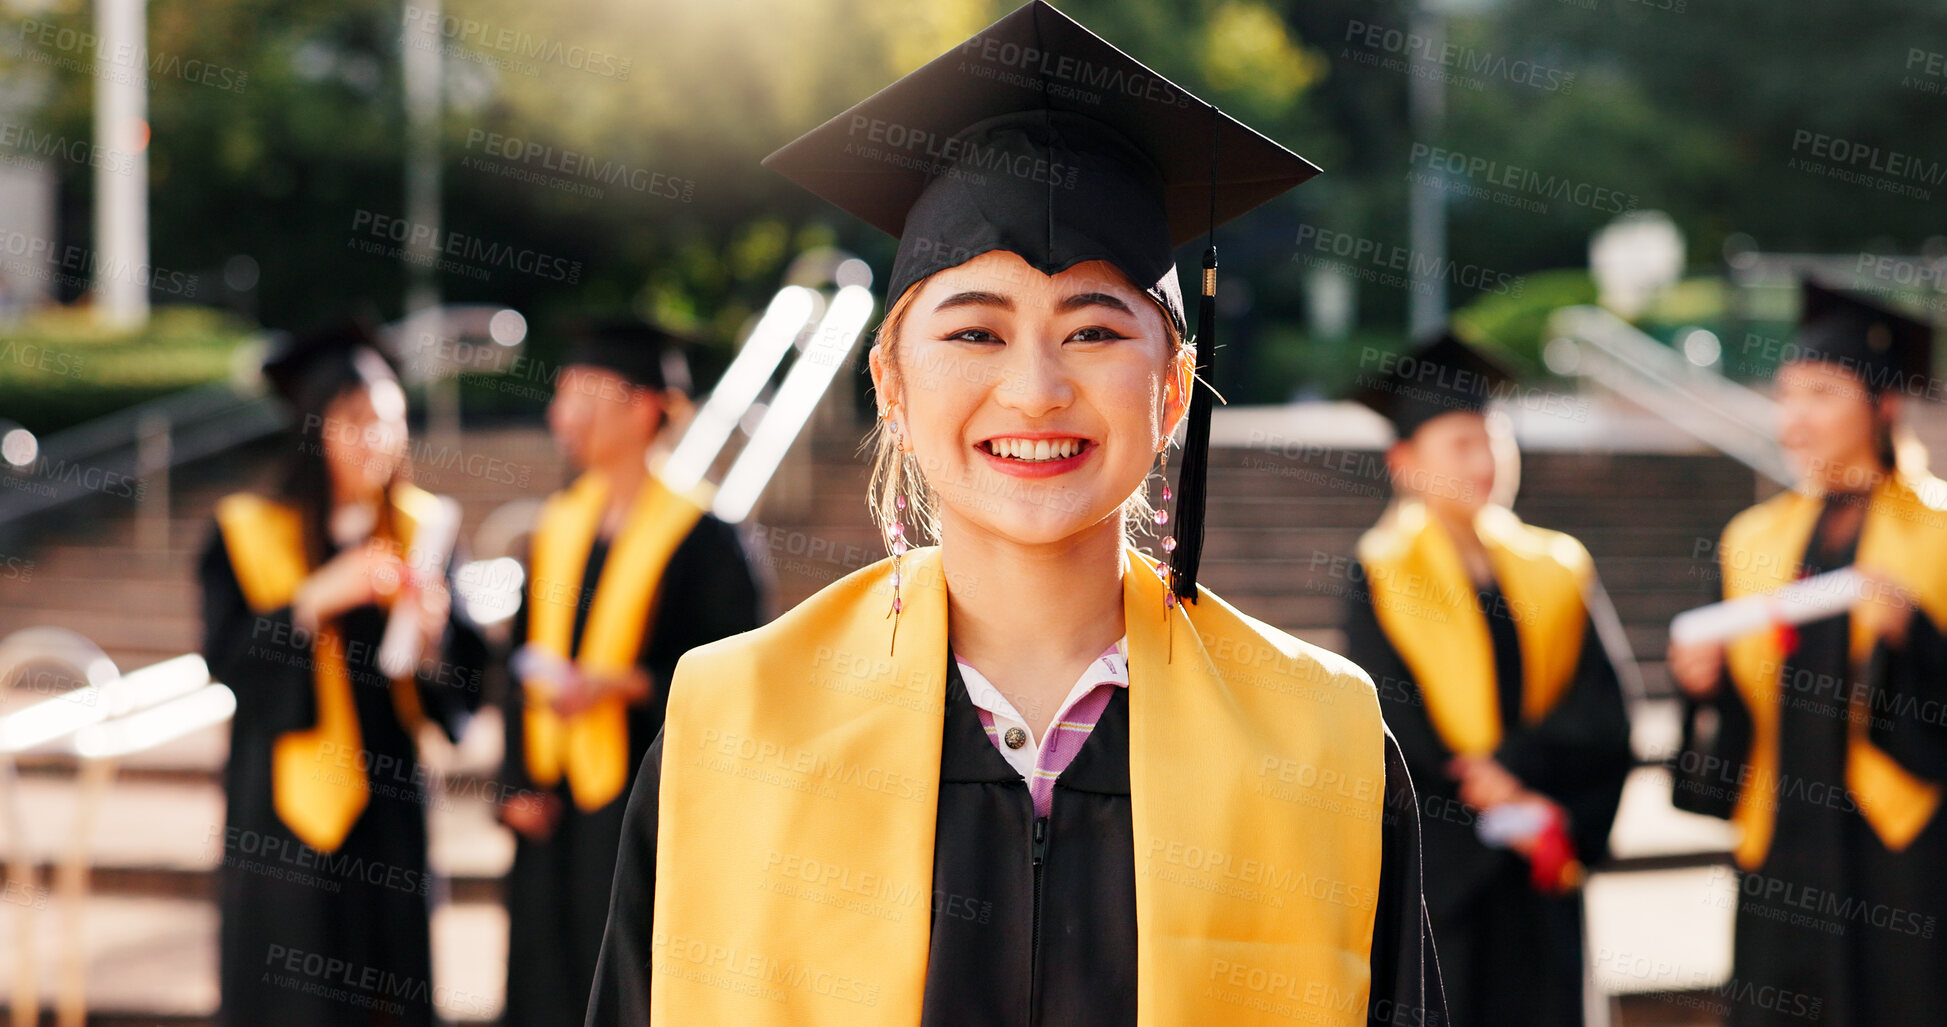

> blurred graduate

[
  {"left": 586, "top": 4, "right": 1442, "bottom": 1025},
  {"left": 1668, "top": 282, "right": 1947, "bottom": 1025},
  {"left": 199, "top": 320, "right": 489, "bottom": 1027},
  {"left": 1340, "top": 333, "right": 1632, "bottom": 1025},
  {"left": 497, "top": 318, "right": 762, "bottom": 1025}
]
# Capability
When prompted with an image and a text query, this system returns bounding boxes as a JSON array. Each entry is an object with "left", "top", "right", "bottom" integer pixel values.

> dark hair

[
  {"left": 864, "top": 266, "right": 1186, "bottom": 556},
  {"left": 273, "top": 383, "right": 407, "bottom": 565},
  {"left": 1873, "top": 394, "right": 1897, "bottom": 471}
]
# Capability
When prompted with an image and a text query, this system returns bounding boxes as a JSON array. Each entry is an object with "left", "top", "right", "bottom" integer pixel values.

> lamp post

[{"left": 91, "top": 0, "right": 148, "bottom": 329}]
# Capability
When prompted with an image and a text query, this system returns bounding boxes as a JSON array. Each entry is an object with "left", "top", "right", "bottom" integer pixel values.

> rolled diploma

[
  {"left": 1667, "top": 566, "right": 1868, "bottom": 647},
  {"left": 377, "top": 496, "right": 462, "bottom": 679},
  {"left": 1477, "top": 800, "right": 1554, "bottom": 848},
  {"left": 509, "top": 644, "right": 577, "bottom": 696}
]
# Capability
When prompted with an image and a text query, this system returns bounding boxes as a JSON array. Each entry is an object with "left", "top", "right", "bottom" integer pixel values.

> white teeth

[{"left": 988, "top": 438, "right": 1083, "bottom": 462}]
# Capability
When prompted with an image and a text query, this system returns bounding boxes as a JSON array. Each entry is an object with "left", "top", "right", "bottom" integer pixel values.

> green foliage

[
  {"left": 2, "top": 0, "right": 1940, "bottom": 412},
  {"left": 0, "top": 307, "right": 257, "bottom": 431},
  {"left": 1251, "top": 328, "right": 1400, "bottom": 402},
  {"left": 1451, "top": 269, "right": 1596, "bottom": 372}
]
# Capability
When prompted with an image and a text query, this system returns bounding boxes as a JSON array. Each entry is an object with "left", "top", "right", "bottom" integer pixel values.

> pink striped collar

[{"left": 953, "top": 639, "right": 1128, "bottom": 817}]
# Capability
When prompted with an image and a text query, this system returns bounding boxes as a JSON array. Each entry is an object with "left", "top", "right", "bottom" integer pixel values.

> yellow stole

[
  {"left": 523, "top": 472, "right": 705, "bottom": 811},
  {"left": 651, "top": 546, "right": 1386, "bottom": 1026},
  {"left": 214, "top": 483, "right": 440, "bottom": 853},
  {"left": 1718, "top": 475, "right": 1946, "bottom": 869},
  {"left": 1356, "top": 502, "right": 1592, "bottom": 756}
]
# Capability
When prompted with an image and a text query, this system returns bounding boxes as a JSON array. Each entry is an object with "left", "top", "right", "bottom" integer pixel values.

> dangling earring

[
  {"left": 885, "top": 415, "right": 910, "bottom": 647},
  {"left": 1150, "top": 446, "right": 1179, "bottom": 611}
]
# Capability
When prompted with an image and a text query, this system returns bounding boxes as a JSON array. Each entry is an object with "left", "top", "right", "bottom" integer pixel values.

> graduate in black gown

[
  {"left": 498, "top": 320, "right": 761, "bottom": 1026},
  {"left": 201, "top": 321, "right": 489, "bottom": 1027},
  {"left": 1338, "top": 333, "right": 1632, "bottom": 1027},
  {"left": 587, "top": 5, "right": 1443, "bottom": 1025},
  {"left": 1669, "top": 281, "right": 1947, "bottom": 1027}
]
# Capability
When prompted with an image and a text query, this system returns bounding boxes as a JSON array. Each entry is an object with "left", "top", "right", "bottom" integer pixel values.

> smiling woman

[
  {"left": 199, "top": 319, "right": 489, "bottom": 1027},
  {"left": 585, "top": 4, "right": 1445, "bottom": 1026},
  {"left": 864, "top": 252, "right": 1188, "bottom": 557}
]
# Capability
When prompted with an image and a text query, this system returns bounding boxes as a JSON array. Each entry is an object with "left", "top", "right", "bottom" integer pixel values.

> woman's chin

[{"left": 945, "top": 503, "right": 1120, "bottom": 550}]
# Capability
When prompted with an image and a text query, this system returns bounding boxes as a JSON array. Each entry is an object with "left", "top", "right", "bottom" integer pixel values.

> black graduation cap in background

[
  {"left": 1793, "top": 279, "right": 1935, "bottom": 397},
  {"left": 1347, "top": 331, "right": 1516, "bottom": 441},
  {"left": 261, "top": 316, "right": 401, "bottom": 418},
  {"left": 763, "top": 0, "right": 1321, "bottom": 601},
  {"left": 561, "top": 317, "right": 695, "bottom": 395}
]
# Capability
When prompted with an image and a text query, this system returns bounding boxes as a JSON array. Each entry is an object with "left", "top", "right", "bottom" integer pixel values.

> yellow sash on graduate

[
  {"left": 651, "top": 545, "right": 1387, "bottom": 1026},
  {"left": 1718, "top": 475, "right": 1946, "bottom": 869},
  {"left": 1356, "top": 501, "right": 1592, "bottom": 756},
  {"left": 214, "top": 483, "right": 439, "bottom": 853},
  {"left": 523, "top": 472, "right": 704, "bottom": 812}
]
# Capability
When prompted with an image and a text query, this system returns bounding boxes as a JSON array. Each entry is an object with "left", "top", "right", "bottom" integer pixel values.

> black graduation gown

[
  {"left": 200, "top": 524, "right": 489, "bottom": 1027},
  {"left": 584, "top": 659, "right": 1445, "bottom": 1027},
  {"left": 500, "top": 513, "right": 761, "bottom": 1027},
  {"left": 1673, "top": 498, "right": 1947, "bottom": 1026},
  {"left": 1342, "top": 579, "right": 1632, "bottom": 1027}
]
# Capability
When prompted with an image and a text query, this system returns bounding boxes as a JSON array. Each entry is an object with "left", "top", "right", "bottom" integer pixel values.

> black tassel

[
  {"left": 1169, "top": 104, "right": 1223, "bottom": 605},
  {"left": 1168, "top": 248, "right": 1217, "bottom": 604}
]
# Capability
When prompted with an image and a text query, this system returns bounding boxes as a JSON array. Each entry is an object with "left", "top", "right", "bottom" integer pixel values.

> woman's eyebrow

[
  {"left": 932, "top": 290, "right": 1013, "bottom": 313},
  {"left": 1058, "top": 291, "right": 1134, "bottom": 315}
]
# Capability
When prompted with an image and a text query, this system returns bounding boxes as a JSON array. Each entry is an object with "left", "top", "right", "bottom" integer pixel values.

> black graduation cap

[
  {"left": 261, "top": 317, "right": 401, "bottom": 418},
  {"left": 1793, "top": 279, "right": 1934, "bottom": 397},
  {"left": 763, "top": 0, "right": 1320, "bottom": 601},
  {"left": 561, "top": 317, "right": 695, "bottom": 395},
  {"left": 1347, "top": 331, "right": 1516, "bottom": 440},
  {"left": 763, "top": 0, "right": 1317, "bottom": 331}
]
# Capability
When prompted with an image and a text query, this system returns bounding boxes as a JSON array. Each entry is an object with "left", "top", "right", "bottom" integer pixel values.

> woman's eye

[
  {"left": 946, "top": 327, "right": 1001, "bottom": 344},
  {"left": 1068, "top": 326, "right": 1128, "bottom": 343}
]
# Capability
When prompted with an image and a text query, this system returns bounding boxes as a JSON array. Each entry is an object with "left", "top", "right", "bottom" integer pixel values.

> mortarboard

[
  {"left": 561, "top": 317, "right": 695, "bottom": 395},
  {"left": 1792, "top": 279, "right": 1934, "bottom": 397},
  {"left": 262, "top": 317, "right": 402, "bottom": 418},
  {"left": 762, "top": 0, "right": 1320, "bottom": 600},
  {"left": 1347, "top": 331, "right": 1516, "bottom": 441}
]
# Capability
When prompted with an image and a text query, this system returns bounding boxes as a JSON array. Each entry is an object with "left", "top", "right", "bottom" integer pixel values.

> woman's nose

[{"left": 994, "top": 343, "right": 1075, "bottom": 417}]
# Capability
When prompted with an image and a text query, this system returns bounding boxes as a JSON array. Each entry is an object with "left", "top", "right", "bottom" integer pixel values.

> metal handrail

[
  {"left": 1547, "top": 305, "right": 1793, "bottom": 485},
  {"left": 0, "top": 633, "right": 234, "bottom": 1027},
  {"left": 0, "top": 382, "right": 283, "bottom": 542},
  {"left": 0, "top": 304, "right": 530, "bottom": 541}
]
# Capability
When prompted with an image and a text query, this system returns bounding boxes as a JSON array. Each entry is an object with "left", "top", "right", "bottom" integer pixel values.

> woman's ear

[
  {"left": 868, "top": 343, "right": 896, "bottom": 417},
  {"left": 1879, "top": 392, "right": 1903, "bottom": 429},
  {"left": 1161, "top": 345, "right": 1195, "bottom": 441},
  {"left": 1384, "top": 439, "right": 1414, "bottom": 491}
]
